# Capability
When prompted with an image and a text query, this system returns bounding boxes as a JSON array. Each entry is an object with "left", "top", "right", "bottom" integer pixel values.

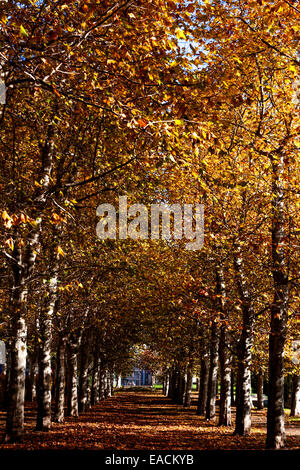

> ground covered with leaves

[{"left": 0, "top": 390, "right": 299, "bottom": 450}]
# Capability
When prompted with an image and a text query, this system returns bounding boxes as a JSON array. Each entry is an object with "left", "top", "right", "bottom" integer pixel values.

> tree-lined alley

[{"left": 0, "top": 0, "right": 299, "bottom": 451}]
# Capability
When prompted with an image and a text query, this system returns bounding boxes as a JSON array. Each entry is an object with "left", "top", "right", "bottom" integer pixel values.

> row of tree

[{"left": 0, "top": 0, "right": 299, "bottom": 450}]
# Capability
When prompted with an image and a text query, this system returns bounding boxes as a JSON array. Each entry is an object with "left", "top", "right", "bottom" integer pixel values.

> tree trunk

[
  {"left": 109, "top": 371, "right": 114, "bottom": 396},
  {"left": 99, "top": 364, "right": 106, "bottom": 400},
  {"left": 219, "top": 348, "right": 231, "bottom": 425},
  {"left": 116, "top": 374, "right": 122, "bottom": 388},
  {"left": 5, "top": 316, "right": 27, "bottom": 442},
  {"left": 4, "top": 344, "right": 12, "bottom": 409},
  {"left": 67, "top": 345, "right": 78, "bottom": 417},
  {"left": 53, "top": 336, "right": 66, "bottom": 423},
  {"left": 5, "top": 131, "right": 54, "bottom": 442},
  {"left": 290, "top": 375, "right": 300, "bottom": 417},
  {"left": 163, "top": 372, "right": 170, "bottom": 396},
  {"left": 91, "top": 350, "right": 100, "bottom": 406},
  {"left": 5, "top": 239, "right": 33, "bottom": 441},
  {"left": 36, "top": 271, "right": 58, "bottom": 431},
  {"left": 104, "top": 369, "right": 111, "bottom": 398},
  {"left": 257, "top": 368, "right": 264, "bottom": 410},
  {"left": 27, "top": 318, "right": 39, "bottom": 402},
  {"left": 234, "top": 326, "right": 253, "bottom": 435},
  {"left": 266, "top": 154, "right": 289, "bottom": 449},
  {"left": 25, "top": 352, "right": 38, "bottom": 402},
  {"left": 168, "top": 368, "right": 176, "bottom": 399},
  {"left": 177, "top": 371, "right": 185, "bottom": 405},
  {"left": 233, "top": 245, "right": 254, "bottom": 436},
  {"left": 231, "top": 371, "right": 236, "bottom": 406},
  {"left": 217, "top": 265, "right": 232, "bottom": 426},
  {"left": 151, "top": 374, "right": 156, "bottom": 387},
  {"left": 78, "top": 342, "right": 90, "bottom": 413},
  {"left": 206, "top": 321, "right": 219, "bottom": 420},
  {"left": 183, "top": 361, "right": 193, "bottom": 407},
  {"left": 197, "top": 356, "right": 209, "bottom": 415}
]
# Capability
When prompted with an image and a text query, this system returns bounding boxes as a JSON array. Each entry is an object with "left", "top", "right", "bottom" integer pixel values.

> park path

[{"left": 0, "top": 390, "right": 299, "bottom": 450}]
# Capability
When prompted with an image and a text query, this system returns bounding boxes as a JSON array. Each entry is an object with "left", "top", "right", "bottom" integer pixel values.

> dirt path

[{"left": 0, "top": 391, "right": 299, "bottom": 450}]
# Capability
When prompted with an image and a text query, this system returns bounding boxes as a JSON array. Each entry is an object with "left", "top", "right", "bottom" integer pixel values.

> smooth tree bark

[
  {"left": 109, "top": 370, "right": 114, "bottom": 396},
  {"left": 99, "top": 364, "right": 106, "bottom": 400},
  {"left": 67, "top": 342, "right": 79, "bottom": 417},
  {"left": 116, "top": 374, "right": 122, "bottom": 388},
  {"left": 91, "top": 348, "right": 100, "bottom": 406},
  {"left": 257, "top": 368, "right": 264, "bottom": 410},
  {"left": 5, "top": 229, "right": 40, "bottom": 442},
  {"left": 183, "top": 360, "right": 193, "bottom": 408},
  {"left": 25, "top": 351, "right": 38, "bottom": 402},
  {"left": 290, "top": 375, "right": 300, "bottom": 417},
  {"left": 5, "top": 294, "right": 27, "bottom": 442},
  {"left": 104, "top": 369, "right": 111, "bottom": 398},
  {"left": 4, "top": 344, "right": 12, "bottom": 409},
  {"left": 5, "top": 129, "right": 54, "bottom": 442},
  {"left": 197, "top": 355, "right": 209, "bottom": 415},
  {"left": 231, "top": 371, "right": 236, "bottom": 406},
  {"left": 36, "top": 259, "right": 58, "bottom": 431},
  {"left": 163, "top": 371, "right": 170, "bottom": 396},
  {"left": 217, "top": 266, "right": 232, "bottom": 426},
  {"left": 78, "top": 339, "right": 91, "bottom": 413},
  {"left": 233, "top": 245, "right": 254, "bottom": 436},
  {"left": 167, "top": 367, "right": 177, "bottom": 400},
  {"left": 65, "top": 309, "right": 88, "bottom": 417},
  {"left": 266, "top": 153, "right": 289, "bottom": 449},
  {"left": 197, "top": 332, "right": 209, "bottom": 416},
  {"left": 53, "top": 335, "right": 67, "bottom": 423},
  {"left": 205, "top": 319, "right": 219, "bottom": 421},
  {"left": 177, "top": 371, "right": 185, "bottom": 405}
]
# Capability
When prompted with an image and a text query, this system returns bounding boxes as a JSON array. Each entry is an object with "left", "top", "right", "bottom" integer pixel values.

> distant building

[{"left": 121, "top": 367, "right": 152, "bottom": 386}]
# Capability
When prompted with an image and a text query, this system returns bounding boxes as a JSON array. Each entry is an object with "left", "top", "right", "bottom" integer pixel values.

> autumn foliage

[{"left": 0, "top": 0, "right": 299, "bottom": 451}]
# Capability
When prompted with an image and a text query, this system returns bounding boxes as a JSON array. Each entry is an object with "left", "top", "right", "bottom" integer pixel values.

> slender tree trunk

[
  {"left": 217, "top": 265, "right": 232, "bottom": 426},
  {"left": 177, "top": 371, "right": 185, "bottom": 405},
  {"left": 231, "top": 371, "right": 236, "bottom": 406},
  {"left": 5, "top": 130, "right": 54, "bottom": 441},
  {"left": 266, "top": 154, "right": 289, "bottom": 449},
  {"left": 290, "top": 375, "right": 300, "bottom": 417},
  {"left": 257, "top": 368, "right": 264, "bottom": 410},
  {"left": 104, "top": 369, "right": 111, "bottom": 398},
  {"left": 197, "top": 356, "right": 209, "bottom": 415},
  {"left": 183, "top": 361, "right": 193, "bottom": 407},
  {"left": 234, "top": 325, "right": 253, "bottom": 435},
  {"left": 109, "top": 371, "right": 114, "bottom": 396},
  {"left": 25, "top": 355, "right": 33, "bottom": 402},
  {"left": 99, "top": 363, "right": 106, "bottom": 400},
  {"left": 116, "top": 374, "right": 122, "bottom": 388},
  {"left": 5, "top": 315, "right": 27, "bottom": 442},
  {"left": 168, "top": 368, "right": 176, "bottom": 399},
  {"left": 219, "top": 350, "right": 231, "bottom": 425},
  {"left": 26, "top": 348, "right": 38, "bottom": 402},
  {"left": 67, "top": 345, "right": 78, "bottom": 417},
  {"left": 78, "top": 342, "right": 90, "bottom": 413},
  {"left": 36, "top": 270, "right": 58, "bottom": 431},
  {"left": 163, "top": 372, "right": 170, "bottom": 396},
  {"left": 5, "top": 241, "right": 29, "bottom": 442},
  {"left": 206, "top": 321, "right": 219, "bottom": 420},
  {"left": 53, "top": 336, "right": 66, "bottom": 423},
  {"left": 91, "top": 350, "right": 100, "bottom": 406},
  {"left": 4, "top": 344, "right": 12, "bottom": 409},
  {"left": 233, "top": 245, "right": 254, "bottom": 436},
  {"left": 284, "top": 375, "right": 291, "bottom": 409}
]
